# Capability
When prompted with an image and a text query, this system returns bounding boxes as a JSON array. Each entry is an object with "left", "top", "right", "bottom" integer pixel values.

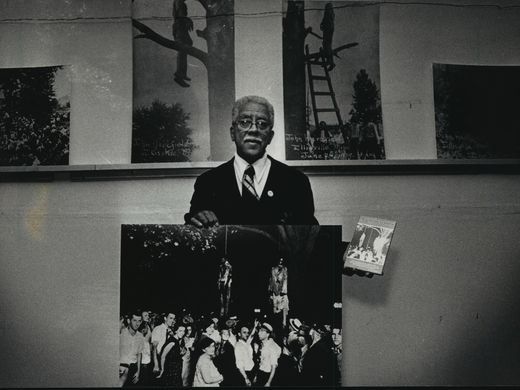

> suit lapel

[
  {"left": 260, "top": 156, "right": 279, "bottom": 201},
  {"left": 224, "top": 158, "right": 242, "bottom": 201}
]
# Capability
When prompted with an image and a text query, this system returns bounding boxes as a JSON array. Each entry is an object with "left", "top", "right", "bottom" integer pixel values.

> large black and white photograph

[
  {"left": 434, "top": 63, "right": 520, "bottom": 159},
  {"left": 283, "top": 1, "right": 384, "bottom": 160},
  {"left": 120, "top": 224, "right": 342, "bottom": 387},
  {"left": 132, "top": 0, "right": 235, "bottom": 163},
  {"left": 0, "top": 65, "right": 70, "bottom": 166}
]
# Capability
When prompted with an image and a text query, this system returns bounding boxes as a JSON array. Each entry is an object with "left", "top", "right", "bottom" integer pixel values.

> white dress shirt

[
  {"left": 120, "top": 327, "right": 144, "bottom": 365},
  {"left": 259, "top": 338, "right": 281, "bottom": 373},
  {"left": 235, "top": 339, "right": 254, "bottom": 372},
  {"left": 151, "top": 323, "right": 168, "bottom": 355},
  {"left": 233, "top": 152, "right": 271, "bottom": 198}
]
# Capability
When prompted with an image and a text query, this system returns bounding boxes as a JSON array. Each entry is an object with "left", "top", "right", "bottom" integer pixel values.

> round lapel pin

[{"left": 267, "top": 190, "right": 274, "bottom": 197}]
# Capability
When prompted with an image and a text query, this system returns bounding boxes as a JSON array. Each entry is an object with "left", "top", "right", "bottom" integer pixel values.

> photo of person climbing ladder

[{"left": 283, "top": 1, "right": 385, "bottom": 160}]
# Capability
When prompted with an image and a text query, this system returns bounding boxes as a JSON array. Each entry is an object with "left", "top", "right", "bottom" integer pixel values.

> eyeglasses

[{"left": 235, "top": 118, "right": 271, "bottom": 131}]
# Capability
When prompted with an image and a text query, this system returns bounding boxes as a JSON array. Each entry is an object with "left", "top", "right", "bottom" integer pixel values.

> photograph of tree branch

[
  {"left": 131, "top": 0, "right": 235, "bottom": 163},
  {"left": 283, "top": 1, "right": 384, "bottom": 161}
]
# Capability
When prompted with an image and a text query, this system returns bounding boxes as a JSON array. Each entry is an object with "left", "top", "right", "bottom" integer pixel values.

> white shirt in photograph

[
  {"left": 235, "top": 339, "right": 254, "bottom": 372},
  {"left": 259, "top": 338, "right": 281, "bottom": 373},
  {"left": 151, "top": 323, "right": 168, "bottom": 354},
  {"left": 120, "top": 327, "right": 144, "bottom": 365}
]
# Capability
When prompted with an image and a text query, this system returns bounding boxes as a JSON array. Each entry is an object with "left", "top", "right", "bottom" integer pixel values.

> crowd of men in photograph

[{"left": 119, "top": 309, "right": 342, "bottom": 387}]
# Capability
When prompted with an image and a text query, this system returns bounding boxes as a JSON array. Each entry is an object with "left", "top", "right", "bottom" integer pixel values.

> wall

[
  {"left": 0, "top": 0, "right": 133, "bottom": 165},
  {"left": 336, "top": 174, "right": 520, "bottom": 386},
  {"left": 380, "top": 0, "right": 520, "bottom": 159},
  {"left": 1, "top": 0, "right": 520, "bottom": 387}
]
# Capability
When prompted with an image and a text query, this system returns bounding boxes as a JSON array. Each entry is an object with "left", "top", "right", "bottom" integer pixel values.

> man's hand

[
  {"left": 119, "top": 366, "right": 128, "bottom": 378},
  {"left": 188, "top": 210, "right": 219, "bottom": 228},
  {"left": 132, "top": 371, "right": 140, "bottom": 384},
  {"left": 344, "top": 267, "right": 374, "bottom": 278},
  {"left": 118, "top": 366, "right": 129, "bottom": 387}
]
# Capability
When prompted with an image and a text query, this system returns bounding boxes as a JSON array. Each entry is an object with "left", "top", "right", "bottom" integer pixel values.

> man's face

[
  {"left": 258, "top": 328, "right": 269, "bottom": 341},
  {"left": 130, "top": 315, "right": 142, "bottom": 332},
  {"left": 206, "top": 323, "right": 216, "bottom": 335},
  {"left": 204, "top": 342, "right": 216, "bottom": 356},
  {"left": 230, "top": 101, "right": 274, "bottom": 164},
  {"left": 239, "top": 326, "right": 250, "bottom": 341},
  {"left": 165, "top": 313, "right": 175, "bottom": 327},
  {"left": 332, "top": 328, "right": 342, "bottom": 347},
  {"left": 221, "top": 329, "right": 230, "bottom": 341},
  {"left": 141, "top": 311, "right": 150, "bottom": 323},
  {"left": 287, "top": 331, "right": 298, "bottom": 345}
]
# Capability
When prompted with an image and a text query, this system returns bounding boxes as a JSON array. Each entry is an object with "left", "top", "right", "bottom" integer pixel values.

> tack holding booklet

[{"left": 344, "top": 216, "right": 397, "bottom": 275}]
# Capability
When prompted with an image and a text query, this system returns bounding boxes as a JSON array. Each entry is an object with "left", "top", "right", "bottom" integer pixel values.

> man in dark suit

[
  {"left": 185, "top": 95, "right": 318, "bottom": 227},
  {"left": 300, "top": 323, "right": 338, "bottom": 387}
]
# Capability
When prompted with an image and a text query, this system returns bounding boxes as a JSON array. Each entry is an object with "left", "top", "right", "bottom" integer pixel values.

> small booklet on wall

[{"left": 344, "top": 216, "right": 397, "bottom": 275}]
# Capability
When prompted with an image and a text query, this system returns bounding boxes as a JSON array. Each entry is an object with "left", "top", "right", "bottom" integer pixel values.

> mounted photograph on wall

[
  {"left": 283, "top": 1, "right": 384, "bottom": 161},
  {"left": 120, "top": 224, "right": 342, "bottom": 387},
  {"left": 132, "top": 0, "right": 235, "bottom": 163},
  {"left": 0, "top": 65, "right": 70, "bottom": 166},
  {"left": 433, "top": 63, "right": 520, "bottom": 159}
]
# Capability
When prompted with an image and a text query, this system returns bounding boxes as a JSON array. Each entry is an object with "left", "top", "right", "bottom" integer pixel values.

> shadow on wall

[
  {"left": 443, "top": 259, "right": 520, "bottom": 386},
  {"left": 343, "top": 230, "right": 520, "bottom": 386},
  {"left": 343, "top": 247, "right": 400, "bottom": 307}
]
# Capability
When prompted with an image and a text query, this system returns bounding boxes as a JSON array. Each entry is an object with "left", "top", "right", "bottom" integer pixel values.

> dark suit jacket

[
  {"left": 301, "top": 338, "right": 338, "bottom": 387},
  {"left": 185, "top": 156, "right": 318, "bottom": 225}
]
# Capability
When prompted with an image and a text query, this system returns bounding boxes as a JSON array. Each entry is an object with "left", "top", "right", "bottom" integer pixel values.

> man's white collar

[{"left": 234, "top": 152, "right": 269, "bottom": 184}]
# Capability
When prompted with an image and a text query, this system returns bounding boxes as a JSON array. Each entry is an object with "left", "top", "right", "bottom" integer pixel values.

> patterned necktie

[{"left": 242, "top": 165, "right": 260, "bottom": 201}]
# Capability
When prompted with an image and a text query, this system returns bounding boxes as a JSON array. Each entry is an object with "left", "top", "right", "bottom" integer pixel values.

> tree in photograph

[
  {"left": 0, "top": 67, "right": 58, "bottom": 123},
  {"left": 283, "top": 1, "right": 308, "bottom": 143},
  {"left": 433, "top": 64, "right": 491, "bottom": 158},
  {"left": 348, "top": 69, "right": 381, "bottom": 128},
  {"left": 0, "top": 66, "right": 69, "bottom": 166},
  {"left": 434, "top": 64, "right": 459, "bottom": 157},
  {"left": 132, "top": 0, "right": 235, "bottom": 160},
  {"left": 347, "top": 69, "right": 384, "bottom": 159},
  {"left": 132, "top": 100, "right": 195, "bottom": 162},
  {"left": 122, "top": 224, "right": 334, "bottom": 320}
]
